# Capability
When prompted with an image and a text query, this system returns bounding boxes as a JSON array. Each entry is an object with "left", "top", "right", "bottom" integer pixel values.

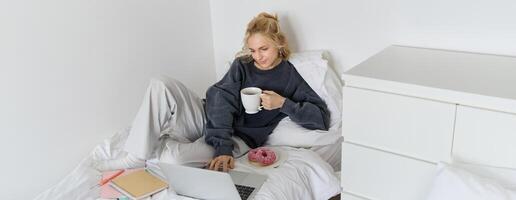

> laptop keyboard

[{"left": 235, "top": 184, "right": 255, "bottom": 200}]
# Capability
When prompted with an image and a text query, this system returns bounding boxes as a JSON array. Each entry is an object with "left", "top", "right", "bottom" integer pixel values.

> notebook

[
  {"left": 109, "top": 169, "right": 168, "bottom": 200},
  {"left": 100, "top": 169, "right": 140, "bottom": 199}
]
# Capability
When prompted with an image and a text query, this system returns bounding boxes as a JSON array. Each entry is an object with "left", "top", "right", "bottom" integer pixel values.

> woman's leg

[
  {"left": 159, "top": 135, "right": 251, "bottom": 168},
  {"left": 95, "top": 75, "right": 206, "bottom": 171},
  {"left": 124, "top": 75, "right": 206, "bottom": 159},
  {"left": 159, "top": 136, "right": 214, "bottom": 168}
]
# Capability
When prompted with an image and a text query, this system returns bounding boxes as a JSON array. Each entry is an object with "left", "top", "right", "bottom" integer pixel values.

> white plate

[{"left": 240, "top": 147, "right": 288, "bottom": 169}]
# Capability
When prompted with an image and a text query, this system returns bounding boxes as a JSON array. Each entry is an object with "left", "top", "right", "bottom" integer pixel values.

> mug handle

[{"left": 258, "top": 105, "right": 263, "bottom": 111}]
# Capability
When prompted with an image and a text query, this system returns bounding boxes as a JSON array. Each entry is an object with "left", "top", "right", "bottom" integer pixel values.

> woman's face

[{"left": 247, "top": 33, "right": 279, "bottom": 70}]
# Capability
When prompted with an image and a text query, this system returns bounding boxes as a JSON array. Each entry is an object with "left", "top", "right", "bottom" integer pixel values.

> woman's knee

[
  {"left": 159, "top": 139, "right": 214, "bottom": 166},
  {"left": 150, "top": 75, "right": 183, "bottom": 89},
  {"left": 147, "top": 77, "right": 166, "bottom": 94},
  {"left": 147, "top": 76, "right": 183, "bottom": 98},
  {"left": 160, "top": 150, "right": 210, "bottom": 167}
]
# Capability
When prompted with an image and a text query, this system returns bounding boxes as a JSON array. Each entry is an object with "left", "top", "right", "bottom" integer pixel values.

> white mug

[{"left": 240, "top": 87, "right": 263, "bottom": 114}]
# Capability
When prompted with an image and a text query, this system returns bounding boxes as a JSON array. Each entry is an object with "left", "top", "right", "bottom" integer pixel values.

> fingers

[
  {"left": 260, "top": 92, "right": 273, "bottom": 110},
  {"left": 209, "top": 158, "right": 218, "bottom": 170},
  {"left": 214, "top": 159, "right": 223, "bottom": 171},
  {"left": 260, "top": 91, "right": 276, "bottom": 100},
  {"left": 262, "top": 90, "right": 276, "bottom": 95},
  {"left": 260, "top": 90, "right": 285, "bottom": 110},
  {"left": 222, "top": 159, "right": 228, "bottom": 172},
  {"left": 259, "top": 95, "right": 267, "bottom": 103},
  {"left": 208, "top": 156, "right": 234, "bottom": 172},
  {"left": 209, "top": 156, "right": 223, "bottom": 171},
  {"left": 261, "top": 100, "right": 273, "bottom": 110},
  {"left": 204, "top": 160, "right": 211, "bottom": 169},
  {"left": 229, "top": 157, "right": 235, "bottom": 169},
  {"left": 208, "top": 159, "right": 216, "bottom": 170}
]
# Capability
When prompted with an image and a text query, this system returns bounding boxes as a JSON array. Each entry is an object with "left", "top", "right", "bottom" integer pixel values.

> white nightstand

[{"left": 340, "top": 45, "right": 516, "bottom": 200}]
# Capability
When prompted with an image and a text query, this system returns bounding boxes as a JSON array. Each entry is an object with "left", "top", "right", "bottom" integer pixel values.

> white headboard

[{"left": 340, "top": 45, "right": 516, "bottom": 200}]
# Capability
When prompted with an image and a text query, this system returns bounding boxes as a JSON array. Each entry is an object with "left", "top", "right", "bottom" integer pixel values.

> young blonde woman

[{"left": 94, "top": 12, "right": 330, "bottom": 173}]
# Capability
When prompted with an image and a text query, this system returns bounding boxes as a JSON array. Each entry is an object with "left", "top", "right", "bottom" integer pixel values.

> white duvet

[{"left": 35, "top": 127, "right": 341, "bottom": 200}]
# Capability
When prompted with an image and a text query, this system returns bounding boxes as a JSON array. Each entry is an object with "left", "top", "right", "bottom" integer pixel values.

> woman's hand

[
  {"left": 208, "top": 155, "right": 234, "bottom": 172},
  {"left": 260, "top": 90, "right": 286, "bottom": 110}
]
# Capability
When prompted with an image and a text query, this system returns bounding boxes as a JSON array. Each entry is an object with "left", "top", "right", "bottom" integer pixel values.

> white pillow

[
  {"left": 451, "top": 157, "right": 516, "bottom": 188},
  {"left": 319, "top": 63, "right": 343, "bottom": 128},
  {"left": 426, "top": 162, "right": 516, "bottom": 200},
  {"left": 266, "top": 117, "right": 342, "bottom": 148},
  {"left": 290, "top": 50, "right": 342, "bottom": 128},
  {"left": 289, "top": 51, "right": 328, "bottom": 91},
  {"left": 290, "top": 50, "right": 327, "bottom": 61},
  {"left": 289, "top": 59, "right": 328, "bottom": 92}
]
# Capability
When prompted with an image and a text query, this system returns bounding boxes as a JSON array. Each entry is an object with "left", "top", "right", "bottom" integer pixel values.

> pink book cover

[{"left": 100, "top": 168, "right": 140, "bottom": 198}]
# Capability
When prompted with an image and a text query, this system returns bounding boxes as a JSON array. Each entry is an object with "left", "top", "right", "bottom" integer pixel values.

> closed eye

[{"left": 249, "top": 46, "right": 269, "bottom": 52}]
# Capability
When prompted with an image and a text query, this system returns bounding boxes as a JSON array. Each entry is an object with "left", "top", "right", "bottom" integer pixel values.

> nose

[{"left": 255, "top": 53, "right": 262, "bottom": 60}]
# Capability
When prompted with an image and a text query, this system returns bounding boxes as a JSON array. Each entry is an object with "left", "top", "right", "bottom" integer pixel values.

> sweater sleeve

[
  {"left": 204, "top": 60, "right": 243, "bottom": 157},
  {"left": 279, "top": 71, "right": 331, "bottom": 131}
]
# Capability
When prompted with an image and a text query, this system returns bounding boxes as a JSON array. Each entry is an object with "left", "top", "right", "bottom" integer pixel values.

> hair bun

[
  {"left": 248, "top": 12, "right": 280, "bottom": 34},
  {"left": 257, "top": 12, "right": 278, "bottom": 22}
]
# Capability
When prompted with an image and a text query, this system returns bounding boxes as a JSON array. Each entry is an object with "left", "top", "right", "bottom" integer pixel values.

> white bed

[
  {"left": 34, "top": 126, "right": 341, "bottom": 200},
  {"left": 35, "top": 51, "right": 344, "bottom": 200}
]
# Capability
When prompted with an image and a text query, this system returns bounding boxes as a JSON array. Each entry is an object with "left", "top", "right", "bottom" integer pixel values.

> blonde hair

[{"left": 236, "top": 12, "right": 291, "bottom": 61}]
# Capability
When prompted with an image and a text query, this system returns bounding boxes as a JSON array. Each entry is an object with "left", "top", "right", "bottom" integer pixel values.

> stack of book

[{"left": 100, "top": 168, "right": 168, "bottom": 200}]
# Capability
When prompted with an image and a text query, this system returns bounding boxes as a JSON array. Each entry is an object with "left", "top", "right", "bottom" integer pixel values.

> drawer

[
  {"left": 342, "top": 87, "right": 456, "bottom": 162},
  {"left": 453, "top": 105, "right": 516, "bottom": 168},
  {"left": 341, "top": 143, "right": 436, "bottom": 200}
]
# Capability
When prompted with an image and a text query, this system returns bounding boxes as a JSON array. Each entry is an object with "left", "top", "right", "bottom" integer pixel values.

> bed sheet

[{"left": 35, "top": 127, "right": 341, "bottom": 200}]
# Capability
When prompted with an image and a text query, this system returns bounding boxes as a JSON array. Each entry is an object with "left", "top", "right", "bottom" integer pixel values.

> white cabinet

[{"left": 341, "top": 45, "right": 516, "bottom": 200}]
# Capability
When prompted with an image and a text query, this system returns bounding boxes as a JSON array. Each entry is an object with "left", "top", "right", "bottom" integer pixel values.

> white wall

[
  {"left": 0, "top": 0, "right": 215, "bottom": 199},
  {"left": 394, "top": 0, "right": 516, "bottom": 56},
  {"left": 210, "top": 0, "right": 516, "bottom": 77},
  {"left": 209, "top": 0, "right": 398, "bottom": 78}
]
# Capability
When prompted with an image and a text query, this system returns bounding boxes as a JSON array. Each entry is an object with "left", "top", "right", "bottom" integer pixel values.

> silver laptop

[{"left": 158, "top": 162, "right": 267, "bottom": 200}]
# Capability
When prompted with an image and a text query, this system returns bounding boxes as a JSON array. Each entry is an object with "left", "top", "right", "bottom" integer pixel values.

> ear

[{"left": 279, "top": 48, "right": 285, "bottom": 57}]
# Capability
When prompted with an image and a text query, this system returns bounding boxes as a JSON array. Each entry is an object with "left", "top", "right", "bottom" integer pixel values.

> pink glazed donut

[{"left": 248, "top": 147, "right": 277, "bottom": 166}]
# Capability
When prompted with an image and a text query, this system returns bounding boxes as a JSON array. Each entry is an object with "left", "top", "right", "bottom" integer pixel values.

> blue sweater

[{"left": 204, "top": 57, "right": 330, "bottom": 157}]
